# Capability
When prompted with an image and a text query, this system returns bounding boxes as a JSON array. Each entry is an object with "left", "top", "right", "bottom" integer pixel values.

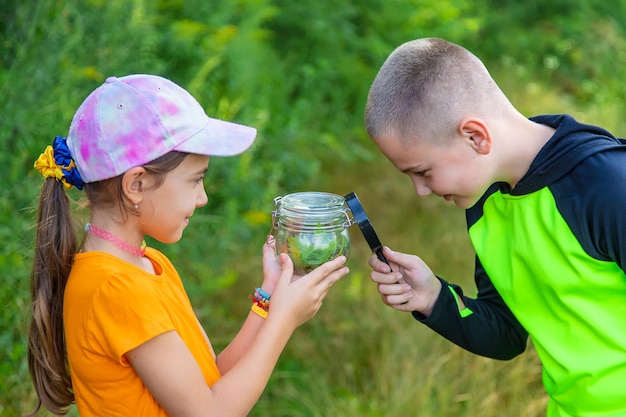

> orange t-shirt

[{"left": 64, "top": 248, "right": 221, "bottom": 416}]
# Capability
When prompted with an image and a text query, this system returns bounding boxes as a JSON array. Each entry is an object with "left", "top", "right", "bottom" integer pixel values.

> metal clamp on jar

[{"left": 268, "top": 192, "right": 352, "bottom": 275}]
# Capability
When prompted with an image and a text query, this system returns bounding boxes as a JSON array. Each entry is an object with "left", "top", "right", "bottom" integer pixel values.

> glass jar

[{"left": 269, "top": 192, "right": 351, "bottom": 275}]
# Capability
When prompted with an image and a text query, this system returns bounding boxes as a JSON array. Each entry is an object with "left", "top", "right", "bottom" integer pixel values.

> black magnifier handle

[
  {"left": 344, "top": 192, "right": 392, "bottom": 271},
  {"left": 346, "top": 192, "right": 410, "bottom": 305}
]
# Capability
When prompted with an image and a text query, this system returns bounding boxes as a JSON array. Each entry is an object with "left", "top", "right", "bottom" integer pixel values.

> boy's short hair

[{"left": 365, "top": 38, "right": 507, "bottom": 145}]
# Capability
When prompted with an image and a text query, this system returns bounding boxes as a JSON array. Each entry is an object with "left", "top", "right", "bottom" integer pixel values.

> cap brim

[{"left": 174, "top": 117, "right": 257, "bottom": 157}]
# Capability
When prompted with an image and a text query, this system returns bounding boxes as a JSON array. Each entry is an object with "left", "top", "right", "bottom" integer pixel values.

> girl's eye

[{"left": 195, "top": 176, "right": 205, "bottom": 184}]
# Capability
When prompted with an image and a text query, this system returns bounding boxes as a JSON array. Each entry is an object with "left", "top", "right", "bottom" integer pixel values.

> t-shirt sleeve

[{"left": 90, "top": 273, "right": 175, "bottom": 365}]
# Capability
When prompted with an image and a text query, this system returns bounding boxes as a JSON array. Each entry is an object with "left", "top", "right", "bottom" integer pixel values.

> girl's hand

[
  {"left": 260, "top": 237, "right": 281, "bottom": 295},
  {"left": 267, "top": 253, "right": 349, "bottom": 330}
]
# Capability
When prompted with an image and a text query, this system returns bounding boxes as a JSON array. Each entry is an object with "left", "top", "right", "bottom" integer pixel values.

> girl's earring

[{"left": 134, "top": 204, "right": 139, "bottom": 210}]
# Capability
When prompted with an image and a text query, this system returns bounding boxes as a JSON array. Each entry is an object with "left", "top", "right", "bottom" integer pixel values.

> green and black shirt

[{"left": 414, "top": 114, "right": 626, "bottom": 416}]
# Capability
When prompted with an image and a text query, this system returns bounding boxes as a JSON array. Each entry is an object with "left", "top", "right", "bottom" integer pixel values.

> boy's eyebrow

[{"left": 401, "top": 164, "right": 421, "bottom": 173}]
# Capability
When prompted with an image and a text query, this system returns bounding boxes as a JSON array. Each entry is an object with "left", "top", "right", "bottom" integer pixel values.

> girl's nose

[{"left": 197, "top": 188, "right": 208, "bottom": 208}]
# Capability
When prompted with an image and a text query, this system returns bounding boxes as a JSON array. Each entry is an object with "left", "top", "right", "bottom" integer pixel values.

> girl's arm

[
  {"left": 127, "top": 253, "right": 348, "bottom": 417},
  {"left": 214, "top": 242, "right": 280, "bottom": 374}
]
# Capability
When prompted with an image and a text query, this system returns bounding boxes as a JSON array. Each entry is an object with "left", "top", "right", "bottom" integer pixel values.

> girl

[{"left": 29, "top": 74, "right": 349, "bottom": 416}]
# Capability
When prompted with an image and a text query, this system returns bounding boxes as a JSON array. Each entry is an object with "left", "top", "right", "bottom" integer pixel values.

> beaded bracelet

[
  {"left": 256, "top": 287, "right": 271, "bottom": 301},
  {"left": 250, "top": 288, "right": 271, "bottom": 319}
]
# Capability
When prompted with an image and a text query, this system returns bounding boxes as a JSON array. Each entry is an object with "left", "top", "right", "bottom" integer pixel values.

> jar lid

[{"left": 280, "top": 192, "right": 345, "bottom": 212}]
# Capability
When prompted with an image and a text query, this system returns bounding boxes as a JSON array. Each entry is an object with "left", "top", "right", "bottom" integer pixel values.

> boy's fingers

[
  {"left": 368, "top": 253, "right": 391, "bottom": 273},
  {"left": 370, "top": 270, "right": 403, "bottom": 285}
]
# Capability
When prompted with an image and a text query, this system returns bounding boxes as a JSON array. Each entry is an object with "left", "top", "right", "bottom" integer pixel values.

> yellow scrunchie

[{"left": 34, "top": 146, "right": 75, "bottom": 190}]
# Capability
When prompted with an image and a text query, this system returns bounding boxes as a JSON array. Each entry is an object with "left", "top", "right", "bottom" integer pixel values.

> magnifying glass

[{"left": 344, "top": 192, "right": 392, "bottom": 271}]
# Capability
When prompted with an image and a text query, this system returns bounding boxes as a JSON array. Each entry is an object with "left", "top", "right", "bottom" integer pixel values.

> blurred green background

[{"left": 2, "top": 0, "right": 625, "bottom": 416}]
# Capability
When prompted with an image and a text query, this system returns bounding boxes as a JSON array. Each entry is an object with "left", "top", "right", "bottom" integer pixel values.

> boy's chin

[{"left": 453, "top": 196, "right": 480, "bottom": 209}]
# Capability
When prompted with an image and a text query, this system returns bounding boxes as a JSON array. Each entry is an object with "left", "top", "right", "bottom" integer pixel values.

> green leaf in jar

[{"left": 286, "top": 227, "right": 348, "bottom": 273}]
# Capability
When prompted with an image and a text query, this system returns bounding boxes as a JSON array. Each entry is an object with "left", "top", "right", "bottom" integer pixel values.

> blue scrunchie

[{"left": 52, "top": 136, "right": 85, "bottom": 190}]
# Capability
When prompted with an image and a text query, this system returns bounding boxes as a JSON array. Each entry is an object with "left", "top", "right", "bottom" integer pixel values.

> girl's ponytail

[
  {"left": 28, "top": 137, "right": 84, "bottom": 416},
  {"left": 28, "top": 152, "right": 81, "bottom": 415}
]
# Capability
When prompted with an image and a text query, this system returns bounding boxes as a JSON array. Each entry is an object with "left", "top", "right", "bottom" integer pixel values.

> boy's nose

[{"left": 414, "top": 182, "right": 432, "bottom": 197}]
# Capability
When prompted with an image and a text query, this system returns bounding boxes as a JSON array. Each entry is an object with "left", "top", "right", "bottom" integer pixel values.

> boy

[{"left": 364, "top": 38, "right": 626, "bottom": 416}]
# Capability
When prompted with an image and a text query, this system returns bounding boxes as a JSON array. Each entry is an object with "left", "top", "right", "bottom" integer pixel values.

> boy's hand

[{"left": 368, "top": 246, "right": 442, "bottom": 317}]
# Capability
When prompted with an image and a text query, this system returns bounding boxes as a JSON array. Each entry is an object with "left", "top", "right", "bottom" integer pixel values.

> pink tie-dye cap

[{"left": 66, "top": 74, "right": 257, "bottom": 182}]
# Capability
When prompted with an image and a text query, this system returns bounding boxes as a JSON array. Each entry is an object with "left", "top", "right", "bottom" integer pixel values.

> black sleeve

[
  {"left": 411, "top": 257, "right": 528, "bottom": 360},
  {"left": 552, "top": 148, "right": 626, "bottom": 271}
]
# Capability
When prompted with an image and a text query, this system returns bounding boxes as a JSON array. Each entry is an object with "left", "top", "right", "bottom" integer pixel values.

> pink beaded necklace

[{"left": 84, "top": 223, "right": 146, "bottom": 257}]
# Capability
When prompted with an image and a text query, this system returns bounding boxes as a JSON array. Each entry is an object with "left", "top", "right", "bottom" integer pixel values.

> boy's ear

[
  {"left": 122, "top": 167, "right": 146, "bottom": 204},
  {"left": 458, "top": 118, "right": 492, "bottom": 155}
]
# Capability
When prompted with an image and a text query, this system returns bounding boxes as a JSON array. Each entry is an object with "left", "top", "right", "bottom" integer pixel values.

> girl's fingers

[
  {"left": 277, "top": 253, "right": 294, "bottom": 284},
  {"left": 309, "top": 256, "right": 347, "bottom": 281}
]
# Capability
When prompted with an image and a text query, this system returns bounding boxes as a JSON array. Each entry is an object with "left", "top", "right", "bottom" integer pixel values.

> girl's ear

[
  {"left": 122, "top": 167, "right": 146, "bottom": 205},
  {"left": 458, "top": 118, "right": 492, "bottom": 155}
]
